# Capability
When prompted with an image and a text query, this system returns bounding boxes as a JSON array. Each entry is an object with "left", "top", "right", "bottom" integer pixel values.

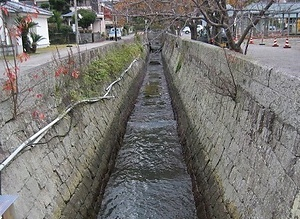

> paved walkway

[{"left": 0, "top": 34, "right": 135, "bottom": 81}]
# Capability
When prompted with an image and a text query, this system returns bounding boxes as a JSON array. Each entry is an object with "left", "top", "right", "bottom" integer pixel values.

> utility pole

[
  {"left": 74, "top": 0, "right": 79, "bottom": 44},
  {"left": 111, "top": 0, "right": 117, "bottom": 41}
]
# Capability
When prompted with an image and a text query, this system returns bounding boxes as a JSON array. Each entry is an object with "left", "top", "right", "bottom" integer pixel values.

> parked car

[
  {"left": 197, "top": 25, "right": 203, "bottom": 33},
  {"left": 182, "top": 25, "right": 203, "bottom": 34},
  {"left": 108, "top": 28, "right": 122, "bottom": 40},
  {"left": 182, "top": 26, "right": 191, "bottom": 34},
  {"left": 269, "top": 26, "right": 277, "bottom": 31}
]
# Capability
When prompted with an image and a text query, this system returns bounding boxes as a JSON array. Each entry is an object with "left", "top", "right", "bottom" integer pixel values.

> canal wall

[
  {"left": 0, "top": 39, "right": 147, "bottom": 218},
  {"left": 162, "top": 34, "right": 300, "bottom": 219}
]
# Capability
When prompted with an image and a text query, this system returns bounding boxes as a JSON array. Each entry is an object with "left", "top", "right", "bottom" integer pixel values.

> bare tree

[{"left": 115, "top": 0, "right": 275, "bottom": 53}]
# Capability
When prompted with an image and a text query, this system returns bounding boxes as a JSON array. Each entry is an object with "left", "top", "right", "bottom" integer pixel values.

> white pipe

[
  {"left": 0, "top": 96, "right": 113, "bottom": 172},
  {"left": 0, "top": 58, "right": 139, "bottom": 172}
]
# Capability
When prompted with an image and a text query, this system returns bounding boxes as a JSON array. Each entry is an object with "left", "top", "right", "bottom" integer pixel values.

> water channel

[{"left": 97, "top": 51, "right": 197, "bottom": 218}]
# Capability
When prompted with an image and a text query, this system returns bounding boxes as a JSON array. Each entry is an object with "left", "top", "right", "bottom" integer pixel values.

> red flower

[
  {"left": 32, "top": 110, "right": 39, "bottom": 118},
  {"left": 17, "top": 52, "right": 30, "bottom": 63},
  {"left": 3, "top": 80, "right": 16, "bottom": 91},
  {"left": 3, "top": 69, "right": 17, "bottom": 92},
  {"left": 6, "top": 69, "right": 16, "bottom": 80},
  {"left": 36, "top": 93, "right": 43, "bottom": 98},
  {"left": 32, "top": 111, "right": 46, "bottom": 120},
  {"left": 55, "top": 66, "right": 68, "bottom": 77},
  {"left": 0, "top": 6, "right": 8, "bottom": 16},
  {"left": 39, "top": 113, "right": 45, "bottom": 120},
  {"left": 71, "top": 70, "right": 79, "bottom": 79}
]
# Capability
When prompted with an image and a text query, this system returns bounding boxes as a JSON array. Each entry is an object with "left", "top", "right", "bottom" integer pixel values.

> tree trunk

[
  {"left": 191, "top": 24, "right": 198, "bottom": 40},
  {"left": 31, "top": 43, "right": 37, "bottom": 53},
  {"left": 22, "top": 35, "right": 32, "bottom": 53}
]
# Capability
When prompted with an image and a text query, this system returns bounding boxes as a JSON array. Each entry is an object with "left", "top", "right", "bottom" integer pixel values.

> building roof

[
  {"left": 245, "top": 2, "right": 300, "bottom": 14},
  {"left": 62, "top": 11, "right": 74, "bottom": 18},
  {"left": 2, "top": 1, "right": 53, "bottom": 16}
]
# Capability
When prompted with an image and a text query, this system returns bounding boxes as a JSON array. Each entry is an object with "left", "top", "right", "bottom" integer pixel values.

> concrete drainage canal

[{"left": 97, "top": 51, "right": 197, "bottom": 218}]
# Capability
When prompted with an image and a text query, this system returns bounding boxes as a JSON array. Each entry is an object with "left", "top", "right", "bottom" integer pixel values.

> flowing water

[{"left": 97, "top": 51, "right": 197, "bottom": 219}]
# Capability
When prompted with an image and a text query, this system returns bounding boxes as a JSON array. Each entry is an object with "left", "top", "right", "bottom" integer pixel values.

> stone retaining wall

[
  {"left": 162, "top": 34, "right": 300, "bottom": 219},
  {"left": 1, "top": 40, "right": 147, "bottom": 218}
]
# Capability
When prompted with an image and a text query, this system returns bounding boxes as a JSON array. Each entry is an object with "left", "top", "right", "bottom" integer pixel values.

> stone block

[{"left": 162, "top": 34, "right": 299, "bottom": 219}]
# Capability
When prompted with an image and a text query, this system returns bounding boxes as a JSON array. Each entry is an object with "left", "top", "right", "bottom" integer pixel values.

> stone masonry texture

[
  {"left": 0, "top": 39, "right": 147, "bottom": 218},
  {"left": 162, "top": 34, "right": 300, "bottom": 219}
]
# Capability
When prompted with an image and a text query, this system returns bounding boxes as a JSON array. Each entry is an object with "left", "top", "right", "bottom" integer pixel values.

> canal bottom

[{"left": 97, "top": 51, "right": 197, "bottom": 219}]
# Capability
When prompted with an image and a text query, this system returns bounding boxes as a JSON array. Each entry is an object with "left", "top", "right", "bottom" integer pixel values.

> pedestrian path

[{"left": 0, "top": 35, "right": 135, "bottom": 81}]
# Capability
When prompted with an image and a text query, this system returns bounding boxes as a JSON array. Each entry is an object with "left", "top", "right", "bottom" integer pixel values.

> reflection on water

[{"left": 97, "top": 52, "right": 197, "bottom": 219}]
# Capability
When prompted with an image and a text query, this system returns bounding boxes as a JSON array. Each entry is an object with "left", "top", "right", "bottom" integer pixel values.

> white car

[
  {"left": 108, "top": 28, "right": 122, "bottom": 40},
  {"left": 182, "top": 26, "right": 191, "bottom": 34},
  {"left": 182, "top": 25, "right": 203, "bottom": 34},
  {"left": 197, "top": 25, "right": 203, "bottom": 32}
]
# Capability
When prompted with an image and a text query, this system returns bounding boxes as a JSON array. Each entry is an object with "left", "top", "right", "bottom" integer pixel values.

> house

[
  {"left": 101, "top": 3, "right": 114, "bottom": 29},
  {"left": 62, "top": 0, "right": 106, "bottom": 35},
  {"left": 90, "top": 0, "right": 107, "bottom": 33},
  {"left": 0, "top": 0, "right": 53, "bottom": 55},
  {"left": 61, "top": 0, "right": 128, "bottom": 37},
  {"left": 19, "top": 0, "right": 49, "bottom": 7}
]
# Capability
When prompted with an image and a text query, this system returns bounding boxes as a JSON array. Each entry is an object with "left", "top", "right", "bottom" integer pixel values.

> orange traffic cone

[
  {"left": 283, "top": 38, "right": 291, "bottom": 48},
  {"left": 249, "top": 37, "right": 254, "bottom": 44},
  {"left": 272, "top": 37, "right": 279, "bottom": 47}
]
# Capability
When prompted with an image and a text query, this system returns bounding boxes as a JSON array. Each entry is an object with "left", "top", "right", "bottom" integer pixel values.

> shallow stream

[{"left": 97, "top": 51, "right": 197, "bottom": 219}]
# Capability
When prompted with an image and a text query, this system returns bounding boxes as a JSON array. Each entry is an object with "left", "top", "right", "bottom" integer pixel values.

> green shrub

[
  {"left": 81, "top": 42, "right": 143, "bottom": 97},
  {"left": 40, "top": 3, "right": 50, "bottom": 9},
  {"left": 60, "top": 24, "right": 73, "bottom": 35}
]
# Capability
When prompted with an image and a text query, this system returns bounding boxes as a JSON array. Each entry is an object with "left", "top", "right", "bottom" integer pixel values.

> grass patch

[
  {"left": 34, "top": 44, "right": 76, "bottom": 54},
  {"left": 0, "top": 44, "right": 74, "bottom": 60},
  {"left": 79, "top": 41, "right": 144, "bottom": 98}
]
